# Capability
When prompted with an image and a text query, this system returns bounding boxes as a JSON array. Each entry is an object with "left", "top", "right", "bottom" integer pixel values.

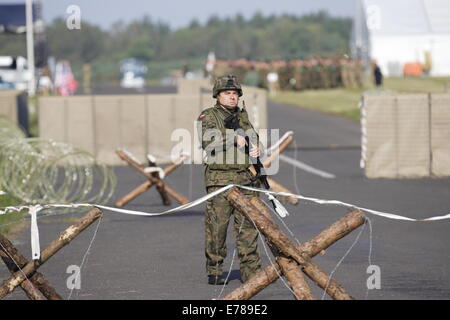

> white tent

[{"left": 352, "top": 0, "right": 450, "bottom": 77}]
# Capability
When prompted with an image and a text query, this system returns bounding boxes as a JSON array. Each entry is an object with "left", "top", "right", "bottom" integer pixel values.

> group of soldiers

[{"left": 211, "top": 58, "right": 366, "bottom": 91}]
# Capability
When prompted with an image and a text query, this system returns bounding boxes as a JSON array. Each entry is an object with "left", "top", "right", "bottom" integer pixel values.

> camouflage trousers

[{"left": 204, "top": 186, "right": 262, "bottom": 282}]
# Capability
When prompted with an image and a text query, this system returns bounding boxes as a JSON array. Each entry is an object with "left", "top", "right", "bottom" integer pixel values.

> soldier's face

[{"left": 218, "top": 90, "right": 239, "bottom": 108}]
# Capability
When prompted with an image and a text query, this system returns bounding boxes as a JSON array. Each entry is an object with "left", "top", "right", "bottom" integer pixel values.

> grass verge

[
  {"left": 271, "top": 77, "right": 450, "bottom": 121},
  {"left": 0, "top": 191, "right": 24, "bottom": 235}
]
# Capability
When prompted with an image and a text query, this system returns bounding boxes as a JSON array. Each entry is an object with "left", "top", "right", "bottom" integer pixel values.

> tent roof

[{"left": 362, "top": 0, "right": 450, "bottom": 35}]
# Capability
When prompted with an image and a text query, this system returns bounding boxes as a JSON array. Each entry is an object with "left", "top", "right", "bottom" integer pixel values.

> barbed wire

[{"left": 0, "top": 118, "right": 116, "bottom": 205}]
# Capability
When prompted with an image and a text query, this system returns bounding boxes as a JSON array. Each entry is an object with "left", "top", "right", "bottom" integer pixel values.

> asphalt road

[{"left": 1, "top": 99, "right": 450, "bottom": 300}]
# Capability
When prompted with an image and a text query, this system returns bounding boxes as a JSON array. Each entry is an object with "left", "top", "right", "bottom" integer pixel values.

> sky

[{"left": 0, "top": 0, "right": 357, "bottom": 30}]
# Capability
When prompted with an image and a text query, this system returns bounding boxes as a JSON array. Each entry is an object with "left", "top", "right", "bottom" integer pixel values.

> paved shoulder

[{"left": 267, "top": 101, "right": 361, "bottom": 147}]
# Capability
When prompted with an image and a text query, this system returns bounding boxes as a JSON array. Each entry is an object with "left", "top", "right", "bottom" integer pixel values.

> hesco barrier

[
  {"left": 38, "top": 85, "right": 267, "bottom": 166},
  {"left": 0, "top": 90, "right": 29, "bottom": 135},
  {"left": 361, "top": 93, "right": 450, "bottom": 178}
]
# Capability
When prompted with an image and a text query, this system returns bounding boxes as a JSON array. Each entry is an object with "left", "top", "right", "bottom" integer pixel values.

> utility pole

[{"left": 26, "top": 0, "right": 36, "bottom": 97}]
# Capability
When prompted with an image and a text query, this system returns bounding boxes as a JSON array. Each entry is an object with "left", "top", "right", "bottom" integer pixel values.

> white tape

[
  {"left": 266, "top": 131, "right": 294, "bottom": 155},
  {"left": 267, "top": 194, "right": 289, "bottom": 218},
  {"left": 1, "top": 185, "right": 450, "bottom": 223},
  {"left": 146, "top": 154, "right": 157, "bottom": 164},
  {"left": 120, "top": 149, "right": 141, "bottom": 164},
  {"left": 238, "top": 185, "right": 449, "bottom": 222},
  {"left": 29, "top": 205, "right": 42, "bottom": 261},
  {"left": 0, "top": 205, "right": 39, "bottom": 215},
  {"left": 143, "top": 167, "right": 166, "bottom": 180},
  {"left": 279, "top": 154, "right": 336, "bottom": 179}
]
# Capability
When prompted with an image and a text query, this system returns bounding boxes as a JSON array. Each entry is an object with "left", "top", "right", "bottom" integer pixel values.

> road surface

[{"left": 1, "top": 98, "right": 449, "bottom": 300}]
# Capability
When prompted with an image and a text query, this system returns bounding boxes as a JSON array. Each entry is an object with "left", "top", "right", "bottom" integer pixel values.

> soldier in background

[
  {"left": 243, "top": 65, "right": 260, "bottom": 87},
  {"left": 340, "top": 58, "right": 352, "bottom": 88},
  {"left": 282, "top": 60, "right": 299, "bottom": 91},
  {"left": 318, "top": 58, "right": 331, "bottom": 89},
  {"left": 182, "top": 61, "right": 189, "bottom": 78},
  {"left": 372, "top": 60, "right": 383, "bottom": 87},
  {"left": 197, "top": 75, "right": 262, "bottom": 285},
  {"left": 310, "top": 58, "right": 321, "bottom": 89}
]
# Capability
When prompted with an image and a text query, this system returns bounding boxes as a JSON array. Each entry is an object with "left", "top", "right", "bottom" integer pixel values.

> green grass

[
  {"left": 28, "top": 96, "right": 39, "bottom": 137},
  {"left": 384, "top": 76, "right": 450, "bottom": 94},
  {"left": 272, "top": 77, "right": 450, "bottom": 121},
  {"left": 272, "top": 87, "right": 364, "bottom": 121},
  {"left": 0, "top": 191, "right": 24, "bottom": 235}
]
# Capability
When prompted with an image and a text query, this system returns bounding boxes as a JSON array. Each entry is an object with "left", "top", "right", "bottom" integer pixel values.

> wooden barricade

[
  {"left": 222, "top": 187, "right": 366, "bottom": 300},
  {"left": 0, "top": 208, "right": 103, "bottom": 300},
  {"left": 115, "top": 151, "right": 189, "bottom": 207},
  {"left": 256, "top": 134, "right": 299, "bottom": 205}
]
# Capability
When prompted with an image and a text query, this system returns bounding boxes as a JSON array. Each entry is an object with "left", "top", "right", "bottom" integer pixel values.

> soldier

[
  {"left": 197, "top": 75, "right": 262, "bottom": 285},
  {"left": 372, "top": 60, "right": 383, "bottom": 87}
]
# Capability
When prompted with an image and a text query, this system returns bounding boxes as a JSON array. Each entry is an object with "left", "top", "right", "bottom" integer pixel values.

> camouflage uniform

[{"left": 197, "top": 76, "right": 262, "bottom": 282}]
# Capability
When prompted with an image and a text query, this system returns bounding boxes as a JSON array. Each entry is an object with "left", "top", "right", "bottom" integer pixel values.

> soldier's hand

[
  {"left": 250, "top": 146, "right": 260, "bottom": 158},
  {"left": 236, "top": 135, "right": 247, "bottom": 148}
]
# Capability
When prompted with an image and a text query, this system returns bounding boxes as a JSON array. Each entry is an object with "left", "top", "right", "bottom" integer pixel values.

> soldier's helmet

[{"left": 212, "top": 74, "right": 243, "bottom": 98}]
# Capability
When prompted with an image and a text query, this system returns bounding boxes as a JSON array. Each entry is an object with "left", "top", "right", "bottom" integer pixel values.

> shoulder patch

[{"left": 198, "top": 107, "right": 213, "bottom": 120}]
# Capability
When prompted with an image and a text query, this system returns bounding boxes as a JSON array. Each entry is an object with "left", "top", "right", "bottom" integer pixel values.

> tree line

[{"left": 0, "top": 11, "right": 352, "bottom": 80}]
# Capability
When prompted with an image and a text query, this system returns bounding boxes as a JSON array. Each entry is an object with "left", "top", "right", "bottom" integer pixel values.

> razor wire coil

[{"left": 0, "top": 117, "right": 116, "bottom": 205}]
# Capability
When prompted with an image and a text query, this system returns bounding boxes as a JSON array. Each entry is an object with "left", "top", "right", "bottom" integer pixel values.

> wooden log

[
  {"left": 225, "top": 188, "right": 310, "bottom": 268},
  {"left": 262, "top": 135, "right": 294, "bottom": 168},
  {"left": 261, "top": 238, "right": 314, "bottom": 300},
  {"left": 116, "top": 150, "right": 189, "bottom": 205},
  {"left": 115, "top": 155, "right": 188, "bottom": 207},
  {"left": 299, "top": 256, "right": 353, "bottom": 300},
  {"left": 222, "top": 208, "right": 365, "bottom": 300},
  {"left": 298, "top": 210, "right": 365, "bottom": 257},
  {"left": 1, "top": 251, "right": 39, "bottom": 300},
  {"left": 0, "top": 234, "right": 62, "bottom": 300},
  {"left": 277, "top": 256, "right": 315, "bottom": 300},
  {"left": 0, "top": 208, "right": 102, "bottom": 299},
  {"left": 247, "top": 171, "right": 299, "bottom": 205},
  {"left": 116, "top": 150, "right": 168, "bottom": 193},
  {"left": 248, "top": 197, "right": 314, "bottom": 300},
  {"left": 266, "top": 178, "right": 299, "bottom": 205},
  {"left": 227, "top": 264, "right": 283, "bottom": 300},
  {"left": 156, "top": 183, "right": 171, "bottom": 206},
  {"left": 147, "top": 157, "right": 171, "bottom": 206},
  {"left": 224, "top": 188, "right": 354, "bottom": 300},
  {"left": 163, "top": 154, "right": 190, "bottom": 175},
  {"left": 115, "top": 180, "right": 152, "bottom": 207},
  {"left": 159, "top": 155, "right": 190, "bottom": 205},
  {"left": 263, "top": 242, "right": 314, "bottom": 300},
  {"left": 20, "top": 278, "right": 47, "bottom": 300},
  {"left": 248, "top": 135, "right": 298, "bottom": 205},
  {"left": 164, "top": 184, "right": 189, "bottom": 205},
  {"left": 0, "top": 249, "right": 46, "bottom": 300}
]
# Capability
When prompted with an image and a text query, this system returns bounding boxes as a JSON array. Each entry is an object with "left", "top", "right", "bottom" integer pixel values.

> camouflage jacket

[{"left": 198, "top": 103, "right": 261, "bottom": 187}]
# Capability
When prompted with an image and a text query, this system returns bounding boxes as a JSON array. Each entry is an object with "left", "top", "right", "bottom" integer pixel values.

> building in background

[{"left": 352, "top": 0, "right": 450, "bottom": 77}]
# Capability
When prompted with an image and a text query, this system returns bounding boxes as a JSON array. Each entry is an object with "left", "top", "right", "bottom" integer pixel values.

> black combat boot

[{"left": 208, "top": 275, "right": 229, "bottom": 285}]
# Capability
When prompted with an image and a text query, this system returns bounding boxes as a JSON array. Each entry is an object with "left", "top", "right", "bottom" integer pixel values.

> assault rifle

[{"left": 224, "top": 110, "right": 289, "bottom": 218}]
